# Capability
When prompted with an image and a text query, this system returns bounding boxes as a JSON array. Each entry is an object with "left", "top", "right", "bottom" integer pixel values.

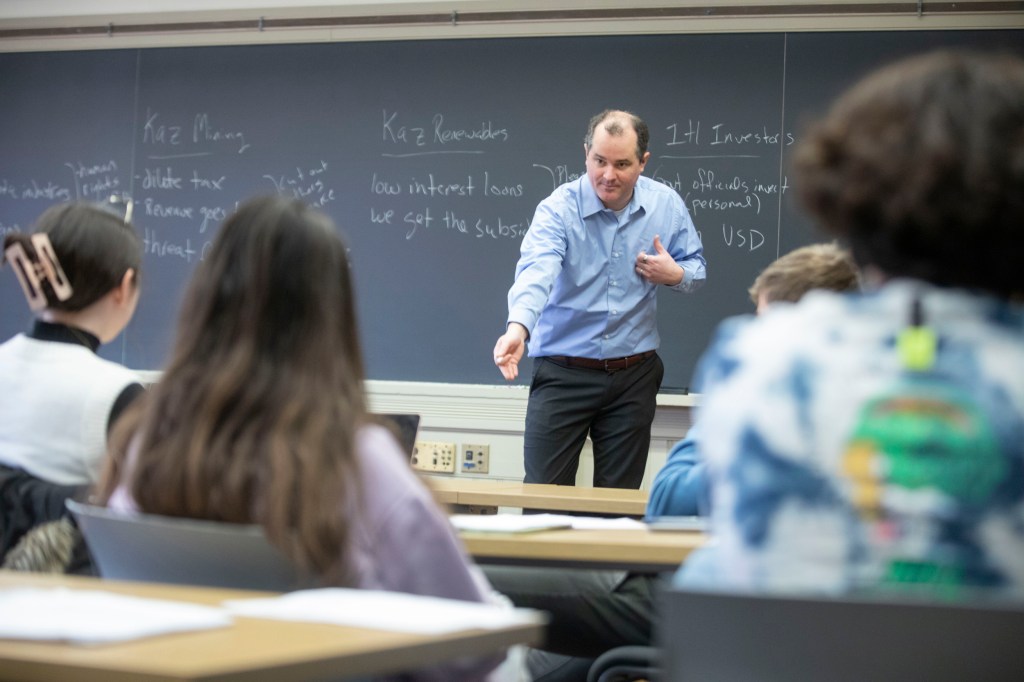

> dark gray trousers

[
  {"left": 484, "top": 566, "right": 661, "bottom": 682},
  {"left": 524, "top": 354, "right": 663, "bottom": 488}
]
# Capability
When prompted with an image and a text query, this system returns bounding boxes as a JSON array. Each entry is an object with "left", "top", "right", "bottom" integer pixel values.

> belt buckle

[{"left": 605, "top": 356, "right": 625, "bottom": 372}]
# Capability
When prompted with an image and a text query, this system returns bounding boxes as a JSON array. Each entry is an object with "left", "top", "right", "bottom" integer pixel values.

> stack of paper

[
  {"left": 0, "top": 588, "right": 232, "bottom": 644},
  {"left": 225, "top": 588, "right": 543, "bottom": 634},
  {"left": 449, "top": 513, "right": 573, "bottom": 533},
  {"left": 450, "top": 513, "right": 646, "bottom": 533}
]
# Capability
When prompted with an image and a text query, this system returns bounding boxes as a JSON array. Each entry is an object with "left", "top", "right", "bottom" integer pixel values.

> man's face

[{"left": 585, "top": 124, "right": 649, "bottom": 211}]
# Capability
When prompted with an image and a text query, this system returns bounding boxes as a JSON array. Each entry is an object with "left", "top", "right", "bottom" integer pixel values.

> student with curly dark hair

[{"left": 680, "top": 49, "right": 1024, "bottom": 595}]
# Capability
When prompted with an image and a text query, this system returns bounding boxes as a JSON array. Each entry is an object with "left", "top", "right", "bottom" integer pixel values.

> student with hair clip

[
  {"left": 0, "top": 199, "right": 143, "bottom": 487},
  {"left": 97, "top": 196, "right": 507, "bottom": 682}
]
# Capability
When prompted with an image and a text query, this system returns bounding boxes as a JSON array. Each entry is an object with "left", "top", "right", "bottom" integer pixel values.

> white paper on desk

[
  {"left": 451, "top": 513, "right": 646, "bottom": 532},
  {"left": 565, "top": 516, "right": 647, "bottom": 530},
  {"left": 224, "top": 588, "right": 540, "bottom": 635},
  {"left": 450, "top": 513, "right": 572, "bottom": 533},
  {"left": 0, "top": 587, "right": 232, "bottom": 644}
]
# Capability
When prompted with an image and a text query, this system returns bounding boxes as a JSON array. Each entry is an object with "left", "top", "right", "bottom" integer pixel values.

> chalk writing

[
  {"left": 371, "top": 173, "right": 401, "bottom": 195},
  {"left": 381, "top": 110, "right": 509, "bottom": 151},
  {"left": 710, "top": 124, "right": 794, "bottom": 147},
  {"left": 370, "top": 171, "right": 520, "bottom": 199},
  {"left": 66, "top": 160, "right": 120, "bottom": 200},
  {"left": 142, "top": 227, "right": 200, "bottom": 262},
  {"left": 263, "top": 161, "right": 336, "bottom": 208},
  {"left": 143, "top": 109, "right": 182, "bottom": 146},
  {"left": 666, "top": 120, "right": 701, "bottom": 146},
  {"left": 432, "top": 114, "right": 508, "bottom": 144},
  {"left": 199, "top": 205, "right": 228, "bottom": 234},
  {"left": 193, "top": 113, "right": 250, "bottom": 154},
  {"left": 141, "top": 198, "right": 194, "bottom": 219},
  {"left": 10, "top": 179, "right": 75, "bottom": 202},
  {"left": 370, "top": 204, "right": 530, "bottom": 242},
  {"left": 650, "top": 167, "right": 789, "bottom": 219},
  {"left": 721, "top": 224, "right": 765, "bottom": 251},
  {"left": 191, "top": 171, "right": 227, "bottom": 191},
  {"left": 403, "top": 207, "right": 433, "bottom": 239},
  {"left": 370, "top": 207, "right": 395, "bottom": 224},
  {"left": 685, "top": 168, "right": 762, "bottom": 214},
  {"left": 482, "top": 171, "right": 523, "bottom": 197},
  {"left": 666, "top": 120, "right": 795, "bottom": 148},
  {"left": 687, "top": 195, "right": 759, "bottom": 214},
  {"left": 142, "top": 166, "right": 183, "bottom": 190},
  {"left": 408, "top": 174, "right": 474, "bottom": 197},
  {"left": 382, "top": 110, "right": 426, "bottom": 146},
  {"left": 142, "top": 108, "right": 251, "bottom": 155},
  {"left": 533, "top": 163, "right": 584, "bottom": 193},
  {"left": 474, "top": 215, "right": 530, "bottom": 241}
]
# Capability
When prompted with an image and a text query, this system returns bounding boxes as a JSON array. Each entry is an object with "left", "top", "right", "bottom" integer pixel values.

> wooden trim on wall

[{"left": 2, "top": 2, "right": 1022, "bottom": 51}]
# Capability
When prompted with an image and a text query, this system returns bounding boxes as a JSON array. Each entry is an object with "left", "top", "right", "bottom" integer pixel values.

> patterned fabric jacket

[{"left": 678, "top": 281, "right": 1024, "bottom": 596}]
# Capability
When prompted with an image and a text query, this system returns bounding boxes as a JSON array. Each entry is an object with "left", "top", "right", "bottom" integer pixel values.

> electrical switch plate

[
  {"left": 411, "top": 441, "right": 457, "bottom": 474},
  {"left": 461, "top": 444, "right": 490, "bottom": 474}
]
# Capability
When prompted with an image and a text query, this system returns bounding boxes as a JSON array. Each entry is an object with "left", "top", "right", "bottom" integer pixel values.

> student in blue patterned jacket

[{"left": 679, "top": 49, "right": 1024, "bottom": 595}]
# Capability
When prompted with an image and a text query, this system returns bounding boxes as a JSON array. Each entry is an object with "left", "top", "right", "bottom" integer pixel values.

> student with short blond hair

[{"left": 748, "top": 242, "right": 859, "bottom": 313}]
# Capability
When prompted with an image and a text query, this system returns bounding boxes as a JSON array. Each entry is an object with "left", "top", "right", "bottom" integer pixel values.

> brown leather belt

[{"left": 547, "top": 350, "right": 656, "bottom": 372}]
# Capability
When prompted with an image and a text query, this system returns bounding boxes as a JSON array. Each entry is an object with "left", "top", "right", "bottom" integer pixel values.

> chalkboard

[{"left": 2, "top": 30, "right": 1022, "bottom": 390}]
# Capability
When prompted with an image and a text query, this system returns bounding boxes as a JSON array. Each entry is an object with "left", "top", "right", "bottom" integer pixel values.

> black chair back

[{"left": 661, "top": 586, "right": 1024, "bottom": 682}]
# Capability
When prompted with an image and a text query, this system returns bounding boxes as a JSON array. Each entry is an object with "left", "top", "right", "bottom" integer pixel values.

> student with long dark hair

[{"left": 98, "top": 196, "right": 502, "bottom": 681}]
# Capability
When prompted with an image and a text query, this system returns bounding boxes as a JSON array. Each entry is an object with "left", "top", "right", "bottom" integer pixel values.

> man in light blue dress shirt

[{"left": 493, "top": 109, "right": 706, "bottom": 488}]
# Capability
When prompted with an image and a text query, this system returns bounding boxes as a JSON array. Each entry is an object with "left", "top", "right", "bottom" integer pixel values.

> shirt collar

[
  {"left": 29, "top": 320, "right": 100, "bottom": 353},
  {"left": 579, "top": 175, "right": 646, "bottom": 219}
]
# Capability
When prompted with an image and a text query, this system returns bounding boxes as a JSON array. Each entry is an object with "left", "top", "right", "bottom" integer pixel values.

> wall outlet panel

[
  {"left": 461, "top": 444, "right": 490, "bottom": 474},
  {"left": 411, "top": 441, "right": 457, "bottom": 474}
]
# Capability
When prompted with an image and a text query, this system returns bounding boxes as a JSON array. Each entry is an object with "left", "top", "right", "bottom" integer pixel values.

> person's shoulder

[
  {"left": 696, "top": 293, "right": 854, "bottom": 387},
  {"left": 84, "top": 353, "right": 142, "bottom": 387},
  {"left": 0, "top": 333, "right": 25, "bottom": 357},
  {"left": 1, "top": 332, "right": 39, "bottom": 353},
  {"left": 763, "top": 288, "right": 861, "bottom": 326},
  {"left": 355, "top": 423, "right": 421, "bottom": 486},
  {"left": 7, "top": 335, "right": 138, "bottom": 384}
]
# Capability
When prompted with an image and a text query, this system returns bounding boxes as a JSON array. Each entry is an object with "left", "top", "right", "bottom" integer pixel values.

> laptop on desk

[
  {"left": 375, "top": 413, "right": 420, "bottom": 456},
  {"left": 67, "top": 500, "right": 302, "bottom": 592},
  {"left": 661, "top": 586, "right": 1024, "bottom": 682}
]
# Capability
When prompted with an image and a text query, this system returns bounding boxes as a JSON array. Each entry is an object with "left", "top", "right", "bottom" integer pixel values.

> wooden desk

[
  {"left": 460, "top": 528, "right": 705, "bottom": 572},
  {"left": 425, "top": 476, "right": 514, "bottom": 506},
  {"left": 0, "top": 572, "right": 544, "bottom": 682},
  {"left": 427, "top": 477, "right": 649, "bottom": 516}
]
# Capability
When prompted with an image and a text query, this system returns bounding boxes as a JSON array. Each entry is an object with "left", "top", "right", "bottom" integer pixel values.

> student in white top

[{"left": 0, "top": 199, "right": 143, "bottom": 486}]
